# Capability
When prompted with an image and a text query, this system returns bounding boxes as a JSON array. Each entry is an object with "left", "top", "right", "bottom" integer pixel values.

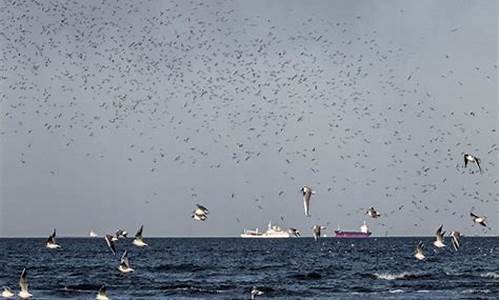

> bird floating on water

[
  {"left": 46, "top": 228, "right": 61, "bottom": 249},
  {"left": 414, "top": 241, "right": 425, "bottom": 260},
  {"left": 18, "top": 268, "right": 32, "bottom": 299},
  {"left": 118, "top": 250, "right": 134, "bottom": 273},
  {"left": 433, "top": 225, "right": 446, "bottom": 248},
  {"left": 250, "top": 286, "right": 264, "bottom": 299},
  {"left": 1, "top": 287, "right": 14, "bottom": 298},
  {"left": 132, "top": 224, "right": 148, "bottom": 247},
  {"left": 96, "top": 285, "right": 109, "bottom": 300}
]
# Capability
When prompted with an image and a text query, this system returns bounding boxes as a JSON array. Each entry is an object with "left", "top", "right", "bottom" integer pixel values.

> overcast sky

[{"left": 1, "top": 0, "right": 498, "bottom": 237}]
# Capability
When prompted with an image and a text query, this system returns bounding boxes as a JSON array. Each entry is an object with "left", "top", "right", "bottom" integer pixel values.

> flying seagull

[
  {"left": 312, "top": 225, "right": 325, "bottom": 241},
  {"left": 96, "top": 285, "right": 109, "bottom": 300},
  {"left": 464, "top": 153, "right": 481, "bottom": 173},
  {"left": 433, "top": 225, "right": 446, "bottom": 248},
  {"left": 450, "top": 231, "right": 461, "bottom": 251},
  {"left": 250, "top": 286, "right": 264, "bottom": 299},
  {"left": 46, "top": 228, "right": 61, "bottom": 249},
  {"left": 288, "top": 228, "right": 301, "bottom": 237},
  {"left": 192, "top": 204, "right": 209, "bottom": 221},
  {"left": 300, "top": 186, "right": 316, "bottom": 216},
  {"left": 104, "top": 234, "right": 117, "bottom": 256},
  {"left": 415, "top": 241, "right": 425, "bottom": 260},
  {"left": 470, "top": 212, "right": 487, "bottom": 227},
  {"left": 366, "top": 207, "right": 381, "bottom": 218},
  {"left": 118, "top": 250, "right": 134, "bottom": 273},
  {"left": 132, "top": 224, "right": 148, "bottom": 247},
  {"left": 112, "top": 229, "right": 128, "bottom": 241},
  {"left": 1, "top": 287, "right": 14, "bottom": 298},
  {"left": 18, "top": 269, "right": 32, "bottom": 299}
]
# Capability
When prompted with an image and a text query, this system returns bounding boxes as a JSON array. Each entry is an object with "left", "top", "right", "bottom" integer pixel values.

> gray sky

[{"left": 0, "top": 0, "right": 498, "bottom": 237}]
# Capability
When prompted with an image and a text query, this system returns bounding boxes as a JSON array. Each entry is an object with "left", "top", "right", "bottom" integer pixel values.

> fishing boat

[
  {"left": 334, "top": 221, "right": 372, "bottom": 238},
  {"left": 240, "top": 222, "right": 292, "bottom": 238}
]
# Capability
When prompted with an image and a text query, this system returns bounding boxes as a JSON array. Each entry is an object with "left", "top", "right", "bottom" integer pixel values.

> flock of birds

[
  {"left": 1, "top": 154, "right": 489, "bottom": 299},
  {"left": 0, "top": 0, "right": 497, "bottom": 299}
]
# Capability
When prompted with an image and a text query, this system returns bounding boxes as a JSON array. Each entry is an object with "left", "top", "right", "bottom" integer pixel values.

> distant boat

[
  {"left": 334, "top": 221, "right": 372, "bottom": 238},
  {"left": 89, "top": 230, "right": 98, "bottom": 238},
  {"left": 241, "top": 222, "right": 292, "bottom": 238}
]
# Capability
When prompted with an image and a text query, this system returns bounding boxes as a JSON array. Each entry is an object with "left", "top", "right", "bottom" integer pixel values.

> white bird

[
  {"left": 464, "top": 153, "right": 481, "bottom": 173},
  {"left": 192, "top": 204, "right": 209, "bottom": 221},
  {"left": 96, "top": 285, "right": 109, "bottom": 300},
  {"left": 414, "top": 241, "right": 425, "bottom": 260},
  {"left": 288, "top": 228, "right": 301, "bottom": 237},
  {"left": 312, "top": 225, "right": 325, "bottom": 241},
  {"left": 450, "top": 231, "right": 461, "bottom": 251},
  {"left": 470, "top": 212, "right": 487, "bottom": 227},
  {"left": 300, "top": 186, "right": 316, "bottom": 216},
  {"left": 433, "top": 225, "right": 446, "bottom": 248},
  {"left": 366, "top": 207, "right": 381, "bottom": 218},
  {"left": 1, "top": 287, "right": 14, "bottom": 298},
  {"left": 250, "top": 286, "right": 264, "bottom": 299},
  {"left": 18, "top": 269, "right": 32, "bottom": 299},
  {"left": 104, "top": 234, "right": 116, "bottom": 256},
  {"left": 132, "top": 224, "right": 148, "bottom": 247},
  {"left": 112, "top": 229, "right": 128, "bottom": 241},
  {"left": 46, "top": 228, "right": 61, "bottom": 249},
  {"left": 118, "top": 250, "right": 134, "bottom": 273}
]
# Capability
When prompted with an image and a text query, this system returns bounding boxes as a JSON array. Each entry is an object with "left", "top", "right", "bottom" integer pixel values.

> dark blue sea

[{"left": 0, "top": 237, "right": 498, "bottom": 299}]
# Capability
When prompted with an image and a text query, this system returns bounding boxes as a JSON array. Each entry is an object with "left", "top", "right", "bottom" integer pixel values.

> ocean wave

[
  {"left": 480, "top": 272, "right": 499, "bottom": 279},
  {"left": 461, "top": 289, "right": 492, "bottom": 294},
  {"left": 389, "top": 289, "right": 404, "bottom": 293},
  {"left": 371, "top": 272, "right": 431, "bottom": 280}
]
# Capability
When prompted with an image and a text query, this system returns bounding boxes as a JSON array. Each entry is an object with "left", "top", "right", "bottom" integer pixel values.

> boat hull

[
  {"left": 240, "top": 233, "right": 291, "bottom": 238},
  {"left": 334, "top": 230, "right": 371, "bottom": 238}
]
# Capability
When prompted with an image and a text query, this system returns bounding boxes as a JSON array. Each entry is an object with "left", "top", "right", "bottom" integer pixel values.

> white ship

[
  {"left": 89, "top": 230, "right": 98, "bottom": 237},
  {"left": 240, "top": 222, "right": 292, "bottom": 238}
]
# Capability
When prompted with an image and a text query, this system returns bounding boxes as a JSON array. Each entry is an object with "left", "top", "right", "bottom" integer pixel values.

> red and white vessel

[{"left": 334, "top": 221, "right": 372, "bottom": 238}]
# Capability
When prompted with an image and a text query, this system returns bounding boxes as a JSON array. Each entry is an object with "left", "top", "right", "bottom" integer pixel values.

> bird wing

[
  {"left": 303, "top": 192, "right": 310, "bottom": 216},
  {"left": 104, "top": 235, "right": 116, "bottom": 255},
  {"left": 135, "top": 224, "right": 143, "bottom": 238},
  {"left": 464, "top": 155, "right": 468, "bottom": 167},
  {"left": 19, "top": 269, "right": 28, "bottom": 292}
]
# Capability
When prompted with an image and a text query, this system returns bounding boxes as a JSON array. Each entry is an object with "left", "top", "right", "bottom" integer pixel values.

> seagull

[
  {"left": 366, "top": 207, "right": 381, "bottom": 218},
  {"left": 464, "top": 153, "right": 481, "bottom": 173},
  {"left": 112, "top": 229, "right": 128, "bottom": 241},
  {"left": 118, "top": 250, "right": 134, "bottom": 273},
  {"left": 46, "top": 228, "right": 61, "bottom": 249},
  {"left": 96, "top": 285, "right": 109, "bottom": 300},
  {"left": 18, "top": 269, "right": 32, "bottom": 299},
  {"left": 132, "top": 224, "right": 148, "bottom": 247},
  {"left": 414, "top": 241, "right": 425, "bottom": 260},
  {"left": 104, "top": 234, "right": 117, "bottom": 255},
  {"left": 433, "top": 225, "right": 446, "bottom": 248},
  {"left": 192, "top": 204, "right": 209, "bottom": 221},
  {"left": 250, "top": 286, "right": 264, "bottom": 299},
  {"left": 1, "top": 287, "right": 14, "bottom": 298},
  {"left": 300, "top": 186, "right": 316, "bottom": 216},
  {"left": 288, "top": 228, "right": 301, "bottom": 237},
  {"left": 470, "top": 212, "right": 487, "bottom": 227},
  {"left": 312, "top": 225, "right": 325, "bottom": 241},
  {"left": 450, "top": 231, "right": 461, "bottom": 251}
]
